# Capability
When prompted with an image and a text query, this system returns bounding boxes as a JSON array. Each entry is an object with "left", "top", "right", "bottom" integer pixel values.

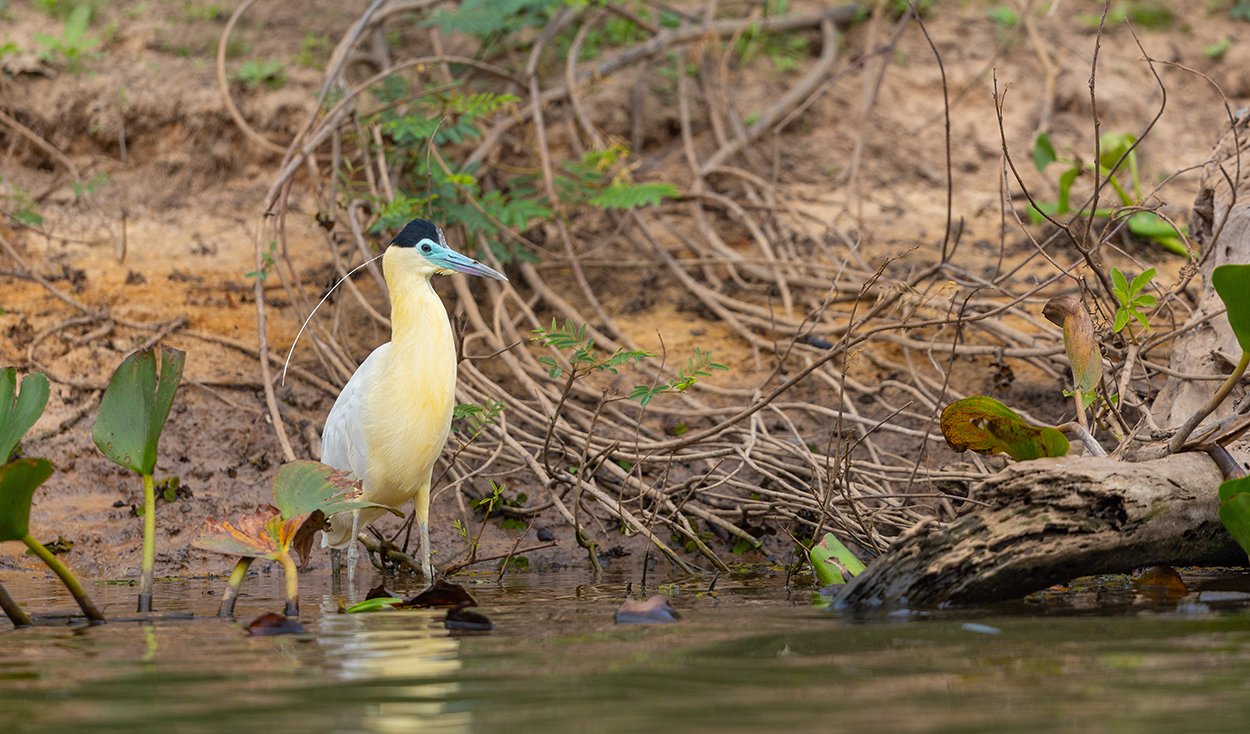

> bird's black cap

[{"left": 390, "top": 219, "right": 442, "bottom": 248}]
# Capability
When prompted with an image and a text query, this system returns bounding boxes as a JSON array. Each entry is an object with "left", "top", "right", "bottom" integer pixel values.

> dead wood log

[
  {"left": 839, "top": 114, "right": 1250, "bottom": 608},
  {"left": 836, "top": 452, "right": 1246, "bottom": 607}
]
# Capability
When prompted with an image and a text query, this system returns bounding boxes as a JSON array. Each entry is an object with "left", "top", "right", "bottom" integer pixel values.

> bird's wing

[{"left": 320, "top": 342, "right": 391, "bottom": 480}]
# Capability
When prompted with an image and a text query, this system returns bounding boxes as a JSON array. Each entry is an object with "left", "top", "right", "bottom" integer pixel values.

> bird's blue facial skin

[
  {"left": 390, "top": 219, "right": 507, "bottom": 281},
  {"left": 418, "top": 238, "right": 508, "bottom": 281}
]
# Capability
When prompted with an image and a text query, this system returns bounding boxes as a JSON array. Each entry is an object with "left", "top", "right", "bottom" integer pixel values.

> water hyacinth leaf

[
  {"left": 0, "top": 458, "right": 54, "bottom": 541},
  {"left": 271, "top": 460, "right": 400, "bottom": 520},
  {"left": 193, "top": 508, "right": 302, "bottom": 560},
  {"left": 1043, "top": 296, "right": 1102, "bottom": 395},
  {"left": 1212, "top": 264, "right": 1250, "bottom": 352},
  {"left": 809, "top": 532, "right": 866, "bottom": 587},
  {"left": 940, "top": 396, "right": 1070, "bottom": 460},
  {"left": 92, "top": 347, "right": 186, "bottom": 475},
  {"left": 0, "top": 369, "right": 50, "bottom": 463},
  {"left": 1218, "top": 475, "right": 1250, "bottom": 560}
]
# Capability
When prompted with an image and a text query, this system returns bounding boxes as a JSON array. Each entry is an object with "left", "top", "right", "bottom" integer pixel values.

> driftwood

[
  {"left": 837, "top": 453, "right": 1245, "bottom": 606},
  {"left": 838, "top": 113, "right": 1250, "bottom": 608}
]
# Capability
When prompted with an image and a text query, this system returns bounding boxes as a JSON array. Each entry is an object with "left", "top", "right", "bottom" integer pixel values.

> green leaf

[
  {"left": 1111, "top": 268, "right": 1130, "bottom": 303},
  {"left": 809, "top": 532, "right": 866, "bottom": 586},
  {"left": 1112, "top": 309, "right": 1131, "bottom": 334},
  {"left": 1205, "top": 38, "right": 1232, "bottom": 60},
  {"left": 0, "top": 369, "right": 50, "bottom": 463},
  {"left": 940, "top": 396, "right": 1070, "bottom": 461},
  {"left": 1032, "top": 132, "right": 1056, "bottom": 172},
  {"left": 1129, "top": 267, "right": 1157, "bottom": 298},
  {"left": 1127, "top": 211, "right": 1181, "bottom": 241},
  {"left": 1219, "top": 475, "right": 1250, "bottom": 561},
  {"left": 346, "top": 597, "right": 404, "bottom": 613},
  {"left": 1214, "top": 264, "right": 1250, "bottom": 353},
  {"left": 1098, "top": 131, "right": 1136, "bottom": 173},
  {"left": 589, "top": 182, "right": 680, "bottom": 210},
  {"left": 272, "top": 460, "right": 400, "bottom": 520},
  {"left": 0, "top": 458, "right": 55, "bottom": 541},
  {"left": 1056, "top": 166, "right": 1080, "bottom": 213},
  {"left": 92, "top": 347, "right": 186, "bottom": 476}
]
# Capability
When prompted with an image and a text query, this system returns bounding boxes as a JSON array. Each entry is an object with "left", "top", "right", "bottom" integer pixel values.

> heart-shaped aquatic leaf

[
  {"left": 1212, "top": 264, "right": 1250, "bottom": 353},
  {"left": 1218, "top": 475, "right": 1250, "bottom": 561},
  {"left": 92, "top": 347, "right": 185, "bottom": 475},
  {"left": 1043, "top": 296, "right": 1102, "bottom": 395},
  {"left": 0, "top": 458, "right": 55, "bottom": 541},
  {"left": 193, "top": 507, "right": 302, "bottom": 560},
  {"left": 809, "top": 532, "right": 866, "bottom": 587},
  {"left": 0, "top": 369, "right": 50, "bottom": 463},
  {"left": 940, "top": 396, "right": 1070, "bottom": 460},
  {"left": 272, "top": 460, "right": 400, "bottom": 520}
]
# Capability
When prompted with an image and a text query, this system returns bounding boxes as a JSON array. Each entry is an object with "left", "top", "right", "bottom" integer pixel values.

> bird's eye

[{"left": 420, "top": 242, "right": 433, "bottom": 253}]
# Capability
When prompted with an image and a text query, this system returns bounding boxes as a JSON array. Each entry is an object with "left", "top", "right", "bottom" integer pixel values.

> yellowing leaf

[
  {"left": 940, "top": 396, "right": 1069, "bottom": 461},
  {"left": 193, "top": 507, "right": 302, "bottom": 560}
]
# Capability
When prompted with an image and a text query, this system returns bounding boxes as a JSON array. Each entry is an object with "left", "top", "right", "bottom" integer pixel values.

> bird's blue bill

[{"left": 427, "top": 243, "right": 508, "bottom": 281}]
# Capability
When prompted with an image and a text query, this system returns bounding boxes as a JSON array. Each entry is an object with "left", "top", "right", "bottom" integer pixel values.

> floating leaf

[
  {"left": 402, "top": 579, "right": 478, "bottom": 609},
  {"left": 0, "top": 369, "right": 50, "bottom": 463},
  {"left": 1043, "top": 296, "right": 1103, "bottom": 395},
  {"left": 92, "top": 347, "right": 185, "bottom": 475},
  {"left": 346, "top": 597, "right": 404, "bottom": 614},
  {"left": 809, "top": 532, "right": 866, "bottom": 587},
  {"left": 446, "top": 603, "right": 494, "bottom": 630},
  {"left": 1212, "top": 264, "right": 1250, "bottom": 353},
  {"left": 246, "top": 611, "right": 306, "bottom": 636},
  {"left": 1219, "top": 475, "right": 1250, "bottom": 561},
  {"left": 271, "top": 460, "right": 399, "bottom": 520},
  {"left": 0, "top": 458, "right": 54, "bottom": 541},
  {"left": 940, "top": 396, "right": 1070, "bottom": 460}
]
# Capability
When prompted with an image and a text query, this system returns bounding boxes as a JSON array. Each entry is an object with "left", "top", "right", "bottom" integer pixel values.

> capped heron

[{"left": 320, "top": 219, "right": 507, "bottom": 580}]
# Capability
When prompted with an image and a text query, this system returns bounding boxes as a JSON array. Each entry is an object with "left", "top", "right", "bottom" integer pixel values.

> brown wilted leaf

[{"left": 292, "top": 509, "right": 326, "bottom": 571}]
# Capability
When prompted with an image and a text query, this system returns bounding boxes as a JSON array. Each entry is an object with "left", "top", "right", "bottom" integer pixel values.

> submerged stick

[{"left": 217, "top": 556, "right": 254, "bottom": 618}]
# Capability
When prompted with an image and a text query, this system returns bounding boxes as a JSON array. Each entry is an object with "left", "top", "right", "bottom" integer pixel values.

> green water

[{"left": 3, "top": 570, "right": 1250, "bottom": 733}]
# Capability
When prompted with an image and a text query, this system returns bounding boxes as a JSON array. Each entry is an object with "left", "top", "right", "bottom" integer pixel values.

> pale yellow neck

[{"left": 384, "top": 250, "right": 450, "bottom": 349}]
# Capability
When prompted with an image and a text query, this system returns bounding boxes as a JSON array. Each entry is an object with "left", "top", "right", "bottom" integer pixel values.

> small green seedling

[
  {"left": 34, "top": 4, "right": 100, "bottom": 72},
  {"left": 234, "top": 59, "right": 285, "bottom": 90},
  {"left": 809, "top": 532, "right": 866, "bottom": 587},
  {"left": 194, "top": 461, "right": 398, "bottom": 618},
  {"left": 1110, "top": 267, "right": 1157, "bottom": 334},
  {"left": 92, "top": 346, "right": 186, "bottom": 612},
  {"left": 1170, "top": 264, "right": 1250, "bottom": 452},
  {"left": 941, "top": 396, "right": 1070, "bottom": 461},
  {"left": 1030, "top": 132, "right": 1190, "bottom": 257}
]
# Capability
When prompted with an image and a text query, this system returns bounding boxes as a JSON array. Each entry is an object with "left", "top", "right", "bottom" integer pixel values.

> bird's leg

[
  {"left": 346, "top": 509, "right": 360, "bottom": 589},
  {"left": 330, "top": 547, "right": 342, "bottom": 594},
  {"left": 419, "top": 520, "right": 433, "bottom": 583}
]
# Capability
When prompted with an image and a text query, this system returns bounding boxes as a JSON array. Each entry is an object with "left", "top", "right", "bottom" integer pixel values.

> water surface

[{"left": 3, "top": 569, "right": 1250, "bottom": 733}]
